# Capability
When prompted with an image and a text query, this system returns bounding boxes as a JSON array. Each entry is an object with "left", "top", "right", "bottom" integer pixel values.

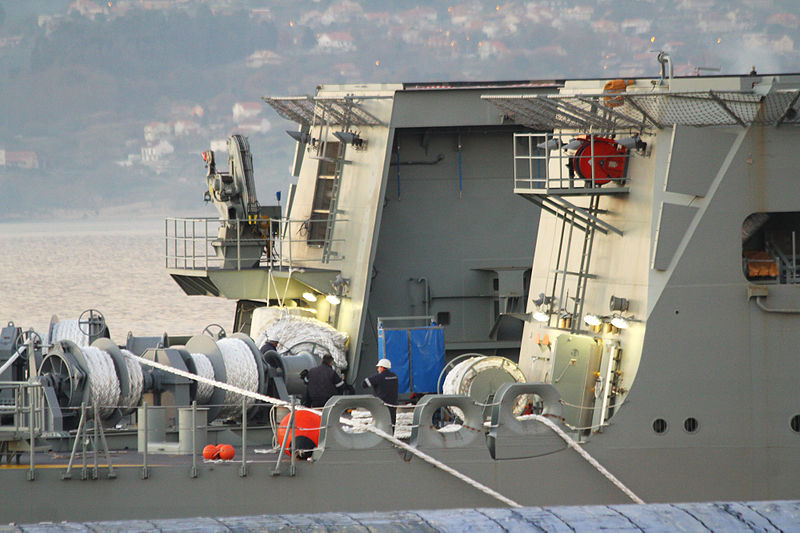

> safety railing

[
  {"left": 0, "top": 381, "right": 46, "bottom": 479},
  {"left": 513, "top": 132, "right": 636, "bottom": 195},
  {"left": 165, "top": 216, "right": 347, "bottom": 271}
]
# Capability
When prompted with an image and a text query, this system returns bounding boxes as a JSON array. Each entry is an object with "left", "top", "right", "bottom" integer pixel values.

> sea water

[{"left": 0, "top": 218, "right": 235, "bottom": 340}]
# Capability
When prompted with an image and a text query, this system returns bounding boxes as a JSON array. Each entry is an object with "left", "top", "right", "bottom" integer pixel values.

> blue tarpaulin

[{"left": 378, "top": 325, "right": 445, "bottom": 394}]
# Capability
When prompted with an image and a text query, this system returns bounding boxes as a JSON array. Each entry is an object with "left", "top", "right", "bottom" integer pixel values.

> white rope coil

[
  {"left": 262, "top": 315, "right": 349, "bottom": 369},
  {"left": 119, "top": 348, "right": 143, "bottom": 414},
  {"left": 190, "top": 353, "right": 215, "bottom": 404},
  {"left": 443, "top": 356, "right": 529, "bottom": 414},
  {"left": 217, "top": 337, "right": 258, "bottom": 418},
  {"left": 80, "top": 346, "right": 120, "bottom": 419},
  {"left": 50, "top": 320, "right": 89, "bottom": 347}
]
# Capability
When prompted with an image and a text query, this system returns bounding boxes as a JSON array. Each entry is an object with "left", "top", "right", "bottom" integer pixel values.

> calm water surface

[{"left": 0, "top": 218, "right": 235, "bottom": 341}]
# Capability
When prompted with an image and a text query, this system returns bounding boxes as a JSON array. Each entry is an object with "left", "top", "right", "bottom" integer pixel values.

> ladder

[{"left": 321, "top": 140, "right": 346, "bottom": 263}]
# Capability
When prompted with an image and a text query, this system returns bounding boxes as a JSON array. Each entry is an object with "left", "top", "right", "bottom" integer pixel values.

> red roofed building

[{"left": 2, "top": 151, "right": 39, "bottom": 169}]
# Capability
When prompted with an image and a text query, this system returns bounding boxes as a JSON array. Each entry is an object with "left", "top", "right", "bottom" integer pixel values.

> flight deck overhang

[
  {"left": 262, "top": 95, "right": 386, "bottom": 127},
  {"left": 168, "top": 266, "right": 341, "bottom": 301},
  {"left": 482, "top": 89, "right": 800, "bottom": 130}
]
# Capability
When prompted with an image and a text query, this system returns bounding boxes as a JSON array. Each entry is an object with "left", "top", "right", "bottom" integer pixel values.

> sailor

[
  {"left": 302, "top": 354, "right": 345, "bottom": 408},
  {"left": 361, "top": 358, "right": 399, "bottom": 426}
]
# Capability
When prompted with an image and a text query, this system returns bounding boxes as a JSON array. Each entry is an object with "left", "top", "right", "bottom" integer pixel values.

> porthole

[
  {"left": 652, "top": 418, "right": 668, "bottom": 434},
  {"left": 683, "top": 417, "right": 699, "bottom": 433},
  {"left": 791, "top": 414, "right": 800, "bottom": 433}
]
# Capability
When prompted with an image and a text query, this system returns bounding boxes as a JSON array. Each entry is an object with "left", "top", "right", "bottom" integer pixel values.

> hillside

[{"left": 0, "top": 0, "right": 798, "bottom": 219}]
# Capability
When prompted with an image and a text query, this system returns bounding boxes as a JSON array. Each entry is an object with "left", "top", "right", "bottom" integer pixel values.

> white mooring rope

[
  {"left": 216, "top": 337, "right": 258, "bottom": 418},
  {"left": 80, "top": 346, "right": 120, "bottom": 419},
  {"left": 128, "top": 353, "right": 644, "bottom": 506},
  {"left": 50, "top": 320, "right": 89, "bottom": 347},
  {"left": 189, "top": 353, "right": 215, "bottom": 404},
  {"left": 120, "top": 349, "right": 144, "bottom": 414}
]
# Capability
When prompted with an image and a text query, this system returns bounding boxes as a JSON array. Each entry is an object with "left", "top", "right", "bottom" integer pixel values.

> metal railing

[
  {"left": 165, "top": 216, "right": 347, "bottom": 272},
  {"left": 0, "top": 381, "right": 46, "bottom": 479},
  {"left": 513, "top": 132, "right": 633, "bottom": 195}
]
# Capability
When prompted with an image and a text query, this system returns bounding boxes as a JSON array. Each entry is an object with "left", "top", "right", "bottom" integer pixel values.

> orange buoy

[
  {"left": 218, "top": 444, "right": 235, "bottom": 460},
  {"left": 203, "top": 444, "right": 220, "bottom": 460},
  {"left": 276, "top": 410, "right": 322, "bottom": 456}
]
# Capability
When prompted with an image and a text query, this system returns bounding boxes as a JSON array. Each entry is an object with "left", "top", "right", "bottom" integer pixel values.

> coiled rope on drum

[
  {"left": 217, "top": 337, "right": 258, "bottom": 418},
  {"left": 80, "top": 346, "right": 120, "bottom": 419},
  {"left": 189, "top": 353, "right": 215, "bottom": 405},
  {"left": 49, "top": 319, "right": 89, "bottom": 346},
  {"left": 128, "top": 353, "right": 644, "bottom": 507},
  {"left": 119, "top": 349, "right": 144, "bottom": 415}
]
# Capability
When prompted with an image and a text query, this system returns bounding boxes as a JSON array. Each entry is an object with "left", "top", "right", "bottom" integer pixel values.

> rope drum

[
  {"left": 216, "top": 337, "right": 259, "bottom": 418},
  {"left": 49, "top": 320, "right": 89, "bottom": 347},
  {"left": 120, "top": 349, "right": 143, "bottom": 414},
  {"left": 442, "top": 355, "right": 529, "bottom": 413},
  {"left": 189, "top": 353, "right": 215, "bottom": 404},
  {"left": 79, "top": 346, "right": 121, "bottom": 419}
]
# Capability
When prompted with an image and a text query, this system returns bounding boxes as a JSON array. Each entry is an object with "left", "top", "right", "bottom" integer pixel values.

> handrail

[{"left": 165, "top": 216, "right": 347, "bottom": 271}]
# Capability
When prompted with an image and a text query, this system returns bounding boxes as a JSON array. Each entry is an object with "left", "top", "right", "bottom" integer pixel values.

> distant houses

[{"left": 0, "top": 150, "right": 39, "bottom": 170}]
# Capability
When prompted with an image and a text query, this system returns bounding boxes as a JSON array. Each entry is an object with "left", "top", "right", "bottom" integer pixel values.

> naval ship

[{"left": 2, "top": 58, "right": 800, "bottom": 523}]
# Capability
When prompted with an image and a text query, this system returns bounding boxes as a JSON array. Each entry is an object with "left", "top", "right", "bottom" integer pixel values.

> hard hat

[{"left": 376, "top": 358, "right": 391, "bottom": 369}]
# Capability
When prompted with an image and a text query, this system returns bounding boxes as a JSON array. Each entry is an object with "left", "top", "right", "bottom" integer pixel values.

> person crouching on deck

[
  {"left": 362, "top": 358, "right": 399, "bottom": 427},
  {"left": 302, "top": 354, "right": 345, "bottom": 408}
]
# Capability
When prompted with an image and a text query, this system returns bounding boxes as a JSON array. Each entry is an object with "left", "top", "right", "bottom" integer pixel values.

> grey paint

[
  {"left": 391, "top": 87, "right": 556, "bottom": 129},
  {"left": 362, "top": 127, "right": 538, "bottom": 381},
  {"left": 666, "top": 125, "right": 737, "bottom": 197},
  {"left": 652, "top": 203, "right": 699, "bottom": 270}
]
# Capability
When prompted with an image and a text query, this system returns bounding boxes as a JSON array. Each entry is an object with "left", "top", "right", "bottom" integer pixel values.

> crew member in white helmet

[{"left": 362, "top": 358, "right": 399, "bottom": 426}]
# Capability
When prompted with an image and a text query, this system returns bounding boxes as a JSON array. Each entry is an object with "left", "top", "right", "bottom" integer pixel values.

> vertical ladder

[
  {"left": 547, "top": 195, "right": 600, "bottom": 332},
  {"left": 322, "top": 140, "right": 346, "bottom": 263},
  {"left": 570, "top": 195, "right": 600, "bottom": 329}
]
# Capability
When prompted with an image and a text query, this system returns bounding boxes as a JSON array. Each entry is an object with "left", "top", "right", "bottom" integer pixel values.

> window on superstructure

[
  {"left": 742, "top": 211, "right": 800, "bottom": 284},
  {"left": 307, "top": 141, "right": 340, "bottom": 246}
]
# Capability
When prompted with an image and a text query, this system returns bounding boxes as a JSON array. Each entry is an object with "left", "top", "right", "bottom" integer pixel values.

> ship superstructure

[{"left": 2, "top": 68, "right": 800, "bottom": 523}]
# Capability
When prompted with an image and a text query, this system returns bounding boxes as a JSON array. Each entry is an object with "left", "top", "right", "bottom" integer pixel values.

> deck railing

[{"left": 165, "top": 216, "right": 346, "bottom": 271}]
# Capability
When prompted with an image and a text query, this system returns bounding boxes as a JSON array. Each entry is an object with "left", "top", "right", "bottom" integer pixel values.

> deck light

[
  {"left": 611, "top": 316, "right": 629, "bottom": 329},
  {"left": 302, "top": 291, "right": 317, "bottom": 303},
  {"left": 286, "top": 130, "right": 312, "bottom": 144},
  {"left": 584, "top": 314, "right": 603, "bottom": 327},
  {"left": 616, "top": 135, "right": 647, "bottom": 151},
  {"left": 532, "top": 310, "right": 549, "bottom": 322},
  {"left": 536, "top": 138, "right": 561, "bottom": 151},
  {"left": 333, "top": 131, "right": 364, "bottom": 148},
  {"left": 326, "top": 294, "right": 341, "bottom": 305}
]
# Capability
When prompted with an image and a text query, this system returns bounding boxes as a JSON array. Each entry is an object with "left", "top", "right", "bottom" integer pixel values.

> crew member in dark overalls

[
  {"left": 361, "top": 358, "right": 399, "bottom": 427},
  {"left": 302, "top": 354, "right": 345, "bottom": 408}
]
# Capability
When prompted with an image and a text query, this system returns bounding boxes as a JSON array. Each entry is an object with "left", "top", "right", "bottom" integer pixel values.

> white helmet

[{"left": 376, "top": 358, "right": 392, "bottom": 369}]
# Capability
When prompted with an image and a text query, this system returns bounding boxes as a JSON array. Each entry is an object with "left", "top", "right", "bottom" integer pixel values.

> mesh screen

[{"left": 484, "top": 90, "right": 800, "bottom": 130}]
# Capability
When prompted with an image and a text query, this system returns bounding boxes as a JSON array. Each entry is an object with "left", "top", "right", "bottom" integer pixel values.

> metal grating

[
  {"left": 263, "top": 95, "right": 384, "bottom": 127},
  {"left": 483, "top": 89, "right": 800, "bottom": 130}
]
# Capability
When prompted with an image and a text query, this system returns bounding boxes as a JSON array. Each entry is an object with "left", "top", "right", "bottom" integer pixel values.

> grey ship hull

[{"left": 4, "top": 71, "right": 800, "bottom": 523}]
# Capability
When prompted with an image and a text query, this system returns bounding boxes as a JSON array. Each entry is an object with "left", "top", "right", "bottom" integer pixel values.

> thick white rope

[
  {"left": 189, "top": 353, "right": 215, "bottom": 404},
  {"left": 529, "top": 414, "right": 645, "bottom": 504},
  {"left": 119, "top": 349, "right": 144, "bottom": 414},
  {"left": 128, "top": 353, "right": 642, "bottom": 506},
  {"left": 80, "top": 346, "right": 120, "bottom": 419},
  {"left": 0, "top": 345, "right": 25, "bottom": 376},
  {"left": 217, "top": 337, "right": 258, "bottom": 418},
  {"left": 50, "top": 320, "right": 89, "bottom": 347}
]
